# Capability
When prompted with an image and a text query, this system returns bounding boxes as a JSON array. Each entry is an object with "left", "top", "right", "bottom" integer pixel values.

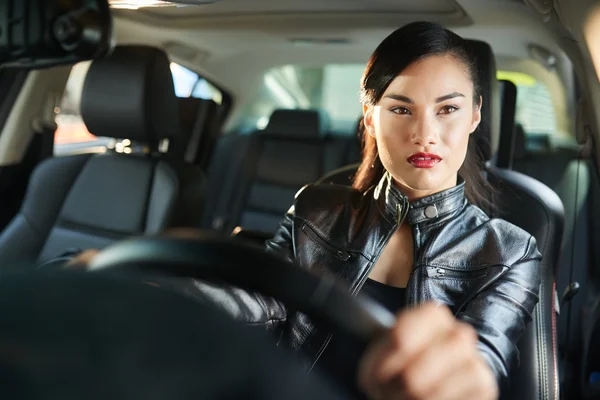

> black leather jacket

[{"left": 190, "top": 173, "right": 542, "bottom": 387}]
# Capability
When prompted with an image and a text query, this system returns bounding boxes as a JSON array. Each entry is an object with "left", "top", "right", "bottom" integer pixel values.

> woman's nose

[{"left": 412, "top": 116, "right": 439, "bottom": 146}]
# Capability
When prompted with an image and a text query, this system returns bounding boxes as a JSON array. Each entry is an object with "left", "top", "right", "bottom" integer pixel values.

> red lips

[{"left": 407, "top": 152, "right": 442, "bottom": 168}]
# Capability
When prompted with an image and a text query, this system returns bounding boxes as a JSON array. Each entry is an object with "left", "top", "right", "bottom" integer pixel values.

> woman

[
  {"left": 75, "top": 22, "right": 541, "bottom": 400},
  {"left": 254, "top": 21, "right": 541, "bottom": 399}
]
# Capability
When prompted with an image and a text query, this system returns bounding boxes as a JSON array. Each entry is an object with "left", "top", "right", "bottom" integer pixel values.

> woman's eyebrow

[
  {"left": 383, "top": 93, "right": 414, "bottom": 103},
  {"left": 435, "top": 92, "right": 465, "bottom": 103},
  {"left": 383, "top": 92, "right": 465, "bottom": 104}
]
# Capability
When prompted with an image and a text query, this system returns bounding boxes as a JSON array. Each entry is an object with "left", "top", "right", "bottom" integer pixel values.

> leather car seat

[
  {"left": 0, "top": 45, "right": 205, "bottom": 265},
  {"left": 202, "top": 109, "right": 331, "bottom": 235},
  {"left": 472, "top": 39, "right": 563, "bottom": 400}
]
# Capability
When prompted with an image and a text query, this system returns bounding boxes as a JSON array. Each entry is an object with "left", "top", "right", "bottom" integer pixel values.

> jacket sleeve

[
  {"left": 456, "top": 235, "right": 542, "bottom": 388},
  {"left": 265, "top": 207, "right": 295, "bottom": 263},
  {"left": 166, "top": 208, "right": 296, "bottom": 333}
]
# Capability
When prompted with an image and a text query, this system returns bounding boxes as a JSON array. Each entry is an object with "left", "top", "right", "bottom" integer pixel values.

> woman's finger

[
  {"left": 390, "top": 322, "right": 479, "bottom": 399},
  {"left": 65, "top": 249, "right": 100, "bottom": 269},
  {"left": 425, "top": 353, "right": 499, "bottom": 400},
  {"left": 358, "top": 303, "right": 456, "bottom": 394}
]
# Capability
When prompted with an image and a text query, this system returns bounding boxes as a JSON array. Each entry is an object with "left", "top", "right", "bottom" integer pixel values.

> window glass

[
  {"left": 170, "top": 62, "right": 224, "bottom": 104},
  {"left": 54, "top": 61, "right": 107, "bottom": 156},
  {"left": 54, "top": 62, "right": 224, "bottom": 155},
  {"left": 497, "top": 70, "right": 558, "bottom": 136},
  {"left": 170, "top": 62, "right": 200, "bottom": 97},
  {"left": 232, "top": 64, "right": 365, "bottom": 135},
  {"left": 233, "top": 65, "right": 564, "bottom": 141}
]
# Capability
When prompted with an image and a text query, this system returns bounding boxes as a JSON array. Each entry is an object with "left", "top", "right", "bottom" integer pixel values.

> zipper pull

[
  {"left": 427, "top": 267, "right": 446, "bottom": 278},
  {"left": 396, "top": 196, "right": 410, "bottom": 226}
]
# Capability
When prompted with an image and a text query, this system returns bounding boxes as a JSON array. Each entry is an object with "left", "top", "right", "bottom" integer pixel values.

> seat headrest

[
  {"left": 262, "top": 109, "right": 329, "bottom": 138},
  {"left": 465, "top": 40, "right": 500, "bottom": 161},
  {"left": 80, "top": 45, "right": 181, "bottom": 145}
]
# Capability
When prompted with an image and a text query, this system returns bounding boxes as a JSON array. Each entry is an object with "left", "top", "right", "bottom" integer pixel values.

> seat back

[
  {"left": 0, "top": 46, "right": 205, "bottom": 265},
  {"left": 203, "top": 109, "right": 331, "bottom": 235},
  {"left": 474, "top": 41, "right": 562, "bottom": 400},
  {"left": 511, "top": 108, "right": 591, "bottom": 397},
  {"left": 488, "top": 167, "right": 564, "bottom": 400}
]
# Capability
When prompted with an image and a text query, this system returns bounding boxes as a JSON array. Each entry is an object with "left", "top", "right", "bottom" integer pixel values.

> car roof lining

[
  {"left": 110, "top": 0, "right": 570, "bottom": 103},
  {"left": 111, "top": 0, "right": 565, "bottom": 65},
  {"left": 100, "top": 0, "right": 587, "bottom": 142}
]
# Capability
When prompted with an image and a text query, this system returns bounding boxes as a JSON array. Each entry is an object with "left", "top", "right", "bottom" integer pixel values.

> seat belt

[
  {"left": 589, "top": 164, "right": 600, "bottom": 282},
  {"left": 560, "top": 98, "right": 598, "bottom": 394},
  {"left": 560, "top": 151, "right": 583, "bottom": 391}
]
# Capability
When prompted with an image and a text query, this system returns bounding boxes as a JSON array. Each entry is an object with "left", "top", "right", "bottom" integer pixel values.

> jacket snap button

[{"left": 424, "top": 205, "right": 438, "bottom": 219}]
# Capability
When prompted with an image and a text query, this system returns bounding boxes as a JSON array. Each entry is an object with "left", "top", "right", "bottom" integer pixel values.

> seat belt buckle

[{"left": 560, "top": 281, "right": 581, "bottom": 311}]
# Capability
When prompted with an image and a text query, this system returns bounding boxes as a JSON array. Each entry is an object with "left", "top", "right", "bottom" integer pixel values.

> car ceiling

[{"left": 108, "top": 0, "right": 574, "bottom": 127}]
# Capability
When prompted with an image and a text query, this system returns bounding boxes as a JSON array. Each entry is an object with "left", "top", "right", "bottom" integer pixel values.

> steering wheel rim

[
  {"left": 0, "top": 271, "right": 349, "bottom": 399},
  {"left": 88, "top": 232, "right": 395, "bottom": 344}
]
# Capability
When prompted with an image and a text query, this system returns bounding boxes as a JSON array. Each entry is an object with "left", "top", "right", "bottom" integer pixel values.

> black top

[{"left": 317, "top": 279, "right": 406, "bottom": 399}]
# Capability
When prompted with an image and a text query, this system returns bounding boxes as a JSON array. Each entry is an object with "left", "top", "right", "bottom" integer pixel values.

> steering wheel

[
  {"left": 87, "top": 232, "right": 396, "bottom": 344},
  {"left": 0, "top": 233, "right": 396, "bottom": 399}
]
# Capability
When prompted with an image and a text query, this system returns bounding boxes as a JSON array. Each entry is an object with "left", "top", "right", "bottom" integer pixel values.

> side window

[
  {"left": 497, "top": 70, "right": 565, "bottom": 141},
  {"left": 54, "top": 62, "right": 225, "bottom": 156},
  {"left": 170, "top": 62, "right": 223, "bottom": 104},
  {"left": 54, "top": 61, "right": 106, "bottom": 156}
]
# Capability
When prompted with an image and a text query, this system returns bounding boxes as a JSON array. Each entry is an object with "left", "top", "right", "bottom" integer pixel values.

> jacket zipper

[
  {"left": 426, "top": 266, "right": 488, "bottom": 279},
  {"left": 301, "top": 224, "right": 351, "bottom": 261}
]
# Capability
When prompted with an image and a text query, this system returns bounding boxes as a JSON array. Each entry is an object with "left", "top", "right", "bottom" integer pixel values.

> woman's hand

[
  {"left": 358, "top": 303, "right": 499, "bottom": 400},
  {"left": 65, "top": 249, "right": 99, "bottom": 269},
  {"left": 63, "top": 229, "right": 200, "bottom": 269}
]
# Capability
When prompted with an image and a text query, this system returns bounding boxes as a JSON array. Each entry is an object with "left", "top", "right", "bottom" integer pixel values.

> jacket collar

[{"left": 373, "top": 171, "right": 467, "bottom": 226}]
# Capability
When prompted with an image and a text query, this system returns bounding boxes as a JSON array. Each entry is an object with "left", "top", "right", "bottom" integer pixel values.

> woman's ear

[
  {"left": 363, "top": 104, "right": 376, "bottom": 138},
  {"left": 470, "top": 96, "right": 482, "bottom": 134}
]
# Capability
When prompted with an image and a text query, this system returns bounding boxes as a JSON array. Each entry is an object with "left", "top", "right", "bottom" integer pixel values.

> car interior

[{"left": 0, "top": 0, "right": 600, "bottom": 399}]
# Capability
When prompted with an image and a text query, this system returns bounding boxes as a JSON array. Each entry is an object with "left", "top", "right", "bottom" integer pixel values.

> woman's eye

[
  {"left": 391, "top": 107, "right": 411, "bottom": 115},
  {"left": 439, "top": 105, "right": 459, "bottom": 114}
]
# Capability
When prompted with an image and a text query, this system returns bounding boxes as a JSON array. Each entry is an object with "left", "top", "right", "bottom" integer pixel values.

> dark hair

[{"left": 353, "top": 21, "right": 494, "bottom": 212}]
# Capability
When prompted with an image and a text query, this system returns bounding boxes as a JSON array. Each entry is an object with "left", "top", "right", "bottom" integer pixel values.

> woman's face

[{"left": 363, "top": 54, "right": 481, "bottom": 200}]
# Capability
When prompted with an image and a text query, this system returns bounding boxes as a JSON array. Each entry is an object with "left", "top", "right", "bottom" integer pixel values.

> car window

[
  {"left": 230, "top": 64, "right": 365, "bottom": 135},
  {"left": 232, "top": 65, "right": 564, "bottom": 140},
  {"left": 497, "top": 70, "right": 559, "bottom": 137},
  {"left": 231, "top": 65, "right": 565, "bottom": 141},
  {"left": 170, "top": 62, "right": 223, "bottom": 104},
  {"left": 54, "top": 62, "right": 224, "bottom": 156},
  {"left": 54, "top": 61, "right": 104, "bottom": 157}
]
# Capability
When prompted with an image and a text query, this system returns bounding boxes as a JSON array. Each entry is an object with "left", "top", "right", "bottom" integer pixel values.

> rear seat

[
  {"left": 202, "top": 109, "right": 356, "bottom": 236},
  {"left": 326, "top": 117, "right": 362, "bottom": 167}
]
